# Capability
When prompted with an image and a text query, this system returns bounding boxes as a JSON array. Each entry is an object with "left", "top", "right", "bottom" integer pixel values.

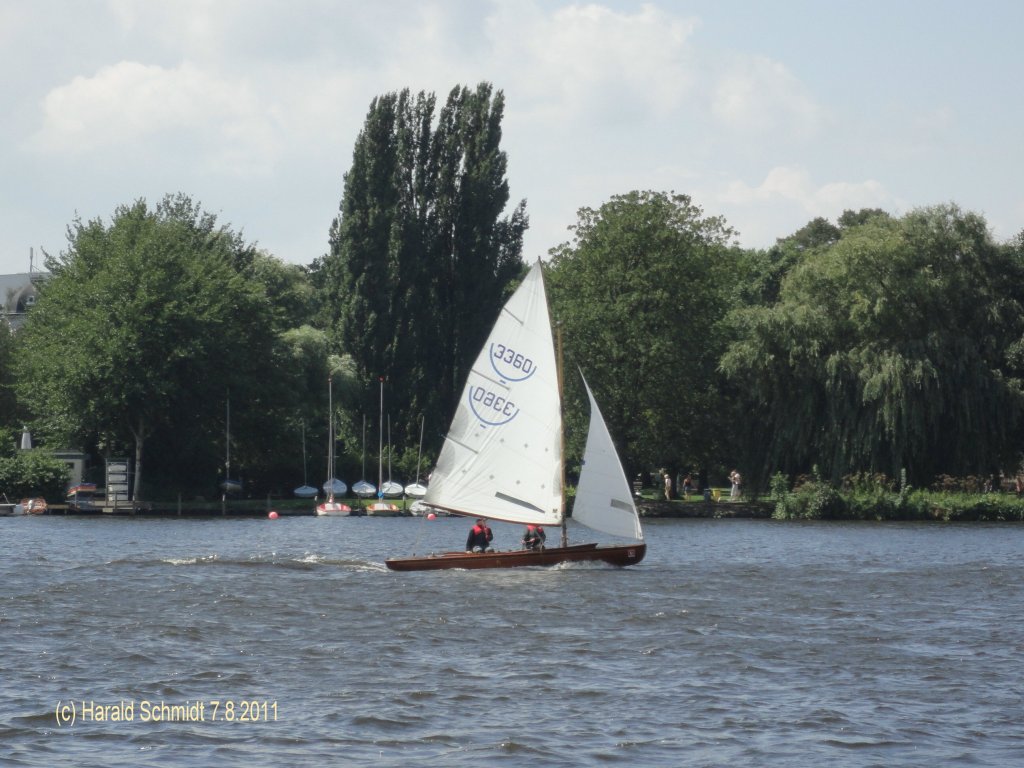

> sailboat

[
  {"left": 368, "top": 380, "right": 402, "bottom": 515},
  {"left": 380, "top": 415, "right": 404, "bottom": 498},
  {"left": 293, "top": 424, "right": 318, "bottom": 498},
  {"left": 404, "top": 417, "right": 428, "bottom": 498},
  {"left": 352, "top": 414, "right": 377, "bottom": 498},
  {"left": 220, "top": 395, "right": 242, "bottom": 494},
  {"left": 317, "top": 373, "right": 353, "bottom": 516},
  {"left": 385, "top": 260, "right": 646, "bottom": 571}
]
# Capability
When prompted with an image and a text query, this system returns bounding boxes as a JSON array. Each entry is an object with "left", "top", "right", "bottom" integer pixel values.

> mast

[
  {"left": 326, "top": 373, "right": 334, "bottom": 501},
  {"left": 361, "top": 414, "right": 367, "bottom": 480},
  {"left": 378, "top": 377, "right": 384, "bottom": 497},
  {"left": 414, "top": 415, "right": 424, "bottom": 484},
  {"left": 225, "top": 393, "right": 231, "bottom": 483},
  {"left": 556, "top": 323, "right": 568, "bottom": 548}
]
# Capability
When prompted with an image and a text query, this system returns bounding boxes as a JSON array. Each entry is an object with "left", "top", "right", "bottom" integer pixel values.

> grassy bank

[{"left": 768, "top": 473, "right": 1024, "bottom": 522}]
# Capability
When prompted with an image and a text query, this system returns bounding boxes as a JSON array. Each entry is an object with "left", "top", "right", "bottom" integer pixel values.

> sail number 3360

[{"left": 491, "top": 343, "right": 535, "bottom": 382}]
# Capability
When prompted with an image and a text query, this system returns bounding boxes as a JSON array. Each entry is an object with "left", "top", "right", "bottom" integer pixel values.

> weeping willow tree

[{"left": 721, "top": 204, "right": 1024, "bottom": 486}]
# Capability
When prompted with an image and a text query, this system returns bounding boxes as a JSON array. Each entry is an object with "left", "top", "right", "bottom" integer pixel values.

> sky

[{"left": 2, "top": 0, "right": 1023, "bottom": 276}]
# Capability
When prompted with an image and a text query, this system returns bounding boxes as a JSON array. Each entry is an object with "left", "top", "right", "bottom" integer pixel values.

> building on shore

[{"left": 2, "top": 251, "right": 48, "bottom": 331}]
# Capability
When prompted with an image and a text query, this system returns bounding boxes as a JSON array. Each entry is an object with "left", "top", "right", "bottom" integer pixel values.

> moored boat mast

[{"left": 556, "top": 321, "right": 568, "bottom": 548}]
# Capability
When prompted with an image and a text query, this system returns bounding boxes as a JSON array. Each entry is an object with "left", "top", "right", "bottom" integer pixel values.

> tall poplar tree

[{"left": 325, "top": 83, "right": 526, "bottom": 452}]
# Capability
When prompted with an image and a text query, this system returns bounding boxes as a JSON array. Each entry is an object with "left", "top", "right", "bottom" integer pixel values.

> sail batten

[
  {"left": 443, "top": 435, "right": 480, "bottom": 454},
  {"left": 501, "top": 306, "right": 525, "bottom": 324},
  {"left": 494, "top": 492, "right": 548, "bottom": 514},
  {"left": 470, "top": 369, "right": 512, "bottom": 391}
]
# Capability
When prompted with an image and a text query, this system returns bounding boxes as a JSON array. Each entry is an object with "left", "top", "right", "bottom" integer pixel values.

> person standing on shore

[
  {"left": 730, "top": 470, "right": 742, "bottom": 500},
  {"left": 682, "top": 474, "right": 695, "bottom": 499},
  {"left": 663, "top": 472, "right": 672, "bottom": 501}
]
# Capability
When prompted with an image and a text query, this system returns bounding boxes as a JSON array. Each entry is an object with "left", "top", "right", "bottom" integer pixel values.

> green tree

[
  {"left": 738, "top": 210, "right": 895, "bottom": 309},
  {"left": 14, "top": 194, "right": 278, "bottom": 499},
  {"left": 245, "top": 251, "right": 318, "bottom": 331},
  {"left": 547, "top": 191, "right": 738, "bottom": 481},
  {"left": 324, "top": 83, "right": 526, "bottom": 453},
  {"left": 0, "top": 318, "right": 16, "bottom": 429},
  {"left": 722, "top": 204, "right": 1024, "bottom": 485}
]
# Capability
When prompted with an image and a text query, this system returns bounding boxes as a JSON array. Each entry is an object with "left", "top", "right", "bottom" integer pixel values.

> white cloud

[
  {"left": 488, "top": 2, "right": 698, "bottom": 124},
  {"left": 4, "top": 1, "right": 1015, "bottom": 274},
  {"left": 721, "top": 166, "right": 895, "bottom": 216},
  {"left": 712, "top": 56, "right": 823, "bottom": 137},
  {"left": 28, "top": 60, "right": 286, "bottom": 175},
  {"left": 713, "top": 166, "right": 904, "bottom": 246}
]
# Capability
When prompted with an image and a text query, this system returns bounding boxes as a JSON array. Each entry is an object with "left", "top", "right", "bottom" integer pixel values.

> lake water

[{"left": 2, "top": 514, "right": 1022, "bottom": 767}]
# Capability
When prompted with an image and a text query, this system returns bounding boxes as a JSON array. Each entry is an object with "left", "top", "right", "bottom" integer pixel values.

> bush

[
  {"left": 771, "top": 467, "right": 847, "bottom": 520},
  {"left": 0, "top": 450, "right": 69, "bottom": 501},
  {"left": 769, "top": 468, "right": 1024, "bottom": 522}
]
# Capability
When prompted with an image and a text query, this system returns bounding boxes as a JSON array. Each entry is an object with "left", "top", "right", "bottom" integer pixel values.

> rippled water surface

[{"left": 1, "top": 514, "right": 1022, "bottom": 766}]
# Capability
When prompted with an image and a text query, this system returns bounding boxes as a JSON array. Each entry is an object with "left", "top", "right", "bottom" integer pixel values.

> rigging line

[{"left": 407, "top": 511, "right": 431, "bottom": 556}]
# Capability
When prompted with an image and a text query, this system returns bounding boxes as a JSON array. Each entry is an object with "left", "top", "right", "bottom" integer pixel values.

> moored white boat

[
  {"left": 316, "top": 500, "right": 356, "bottom": 516},
  {"left": 323, "top": 477, "right": 348, "bottom": 497},
  {"left": 404, "top": 482, "right": 428, "bottom": 498},
  {"left": 316, "top": 373, "right": 352, "bottom": 515},
  {"left": 352, "top": 480, "right": 376, "bottom": 498},
  {"left": 380, "top": 480, "right": 404, "bottom": 498},
  {"left": 294, "top": 485, "right": 318, "bottom": 499}
]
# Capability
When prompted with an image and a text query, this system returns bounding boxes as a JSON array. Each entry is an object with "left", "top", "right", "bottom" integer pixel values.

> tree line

[{"left": 2, "top": 81, "right": 1023, "bottom": 501}]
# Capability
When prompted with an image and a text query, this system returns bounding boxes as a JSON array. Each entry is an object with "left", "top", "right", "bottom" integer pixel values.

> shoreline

[
  {"left": 17, "top": 497, "right": 1024, "bottom": 523},
  {"left": 638, "top": 500, "right": 772, "bottom": 518}
]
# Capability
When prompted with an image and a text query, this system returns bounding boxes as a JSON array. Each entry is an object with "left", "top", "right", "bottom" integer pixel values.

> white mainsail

[
  {"left": 573, "top": 374, "right": 645, "bottom": 541},
  {"left": 425, "top": 261, "right": 563, "bottom": 526}
]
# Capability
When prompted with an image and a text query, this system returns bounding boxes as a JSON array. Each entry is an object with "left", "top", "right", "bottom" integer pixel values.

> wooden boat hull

[
  {"left": 366, "top": 502, "right": 403, "bottom": 517},
  {"left": 385, "top": 542, "right": 646, "bottom": 571}
]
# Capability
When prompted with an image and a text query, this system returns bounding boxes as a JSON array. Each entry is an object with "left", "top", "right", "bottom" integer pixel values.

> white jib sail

[
  {"left": 425, "top": 261, "right": 563, "bottom": 526},
  {"left": 573, "top": 374, "right": 644, "bottom": 541}
]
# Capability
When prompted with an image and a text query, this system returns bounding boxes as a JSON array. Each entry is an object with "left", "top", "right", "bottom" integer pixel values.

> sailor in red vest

[
  {"left": 465, "top": 518, "right": 494, "bottom": 553},
  {"left": 521, "top": 523, "right": 546, "bottom": 550}
]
